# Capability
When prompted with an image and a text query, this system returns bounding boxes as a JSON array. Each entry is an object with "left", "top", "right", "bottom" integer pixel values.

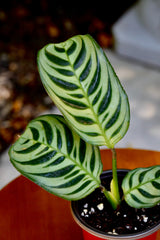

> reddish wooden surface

[{"left": 0, "top": 149, "right": 160, "bottom": 240}]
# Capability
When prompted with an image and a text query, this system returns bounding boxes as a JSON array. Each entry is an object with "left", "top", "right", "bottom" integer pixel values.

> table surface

[{"left": 0, "top": 148, "right": 160, "bottom": 240}]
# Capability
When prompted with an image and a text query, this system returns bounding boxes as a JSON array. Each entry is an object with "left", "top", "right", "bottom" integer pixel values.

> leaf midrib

[
  {"left": 15, "top": 136, "right": 100, "bottom": 186},
  {"left": 63, "top": 41, "right": 111, "bottom": 148},
  {"left": 124, "top": 177, "right": 160, "bottom": 196}
]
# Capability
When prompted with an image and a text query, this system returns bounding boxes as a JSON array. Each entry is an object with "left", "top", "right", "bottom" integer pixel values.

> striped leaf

[
  {"left": 122, "top": 166, "right": 160, "bottom": 208},
  {"left": 37, "top": 34, "right": 130, "bottom": 148},
  {"left": 9, "top": 114, "right": 102, "bottom": 200}
]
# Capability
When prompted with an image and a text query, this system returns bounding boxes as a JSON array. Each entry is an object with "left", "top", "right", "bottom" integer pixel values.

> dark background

[{"left": 0, "top": 0, "right": 137, "bottom": 153}]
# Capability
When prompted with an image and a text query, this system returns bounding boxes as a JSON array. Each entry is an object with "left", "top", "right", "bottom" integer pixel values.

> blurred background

[
  {"left": 0, "top": 0, "right": 160, "bottom": 188},
  {"left": 0, "top": 0, "right": 136, "bottom": 154}
]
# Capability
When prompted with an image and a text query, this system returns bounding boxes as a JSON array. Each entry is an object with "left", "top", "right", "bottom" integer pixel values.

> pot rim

[{"left": 71, "top": 169, "right": 160, "bottom": 240}]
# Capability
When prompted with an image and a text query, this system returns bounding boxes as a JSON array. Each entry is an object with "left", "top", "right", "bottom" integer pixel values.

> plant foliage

[
  {"left": 38, "top": 34, "right": 130, "bottom": 148},
  {"left": 9, "top": 115, "right": 102, "bottom": 200},
  {"left": 8, "top": 34, "right": 160, "bottom": 210},
  {"left": 122, "top": 166, "right": 160, "bottom": 208}
]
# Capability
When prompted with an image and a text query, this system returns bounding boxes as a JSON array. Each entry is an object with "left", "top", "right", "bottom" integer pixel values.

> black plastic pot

[{"left": 71, "top": 170, "right": 160, "bottom": 240}]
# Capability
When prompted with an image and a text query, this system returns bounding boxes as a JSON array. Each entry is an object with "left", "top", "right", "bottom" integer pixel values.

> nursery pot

[{"left": 71, "top": 170, "right": 160, "bottom": 240}]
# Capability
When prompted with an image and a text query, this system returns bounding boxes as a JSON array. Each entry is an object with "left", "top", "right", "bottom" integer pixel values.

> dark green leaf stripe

[
  {"left": 98, "top": 70, "right": 112, "bottom": 115},
  {"left": 74, "top": 116, "right": 94, "bottom": 124},
  {"left": 37, "top": 34, "right": 130, "bottom": 148},
  {"left": 54, "top": 46, "right": 65, "bottom": 53},
  {"left": 105, "top": 96, "right": 121, "bottom": 129},
  {"left": 44, "top": 155, "right": 65, "bottom": 167},
  {"left": 122, "top": 166, "right": 160, "bottom": 208},
  {"left": 53, "top": 174, "right": 86, "bottom": 188},
  {"left": 138, "top": 188, "right": 159, "bottom": 198},
  {"left": 67, "top": 41, "right": 76, "bottom": 55},
  {"left": 92, "top": 89, "right": 101, "bottom": 106},
  {"left": 45, "top": 49, "right": 69, "bottom": 66},
  {"left": 59, "top": 96, "right": 87, "bottom": 109},
  {"left": 15, "top": 142, "right": 41, "bottom": 154},
  {"left": 14, "top": 150, "right": 57, "bottom": 165},
  {"left": 54, "top": 67, "right": 74, "bottom": 76},
  {"left": 73, "top": 38, "right": 86, "bottom": 70},
  {"left": 47, "top": 72, "right": 78, "bottom": 90},
  {"left": 39, "top": 119, "right": 53, "bottom": 145},
  {"left": 30, "top": 127, "right": 39, "bottom": 140},
  {"left": 79, "top": 57, "right": 92, "bottom": 82},
  {"left": 88, "top": 52, "right": 100, "bottom": 96},
  {"left": 9, "top": 114, "right": 102, "bottom": 200},
  {"left": 31, "top": 165, "right": 75, "bottom": 178},
  {"left": 152, "top": 181, "right": 160, "bottom": 189}
]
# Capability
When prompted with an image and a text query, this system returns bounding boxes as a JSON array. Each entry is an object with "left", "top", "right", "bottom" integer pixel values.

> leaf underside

[
  {"left": 122, "top": 166, "right": 160, "bottom": 208},
  {"left": 9, "top": 114, "right": 102, "bottom": 200},
  {"left": 38, "top": 34, "right": 130, "bottom": 148}
]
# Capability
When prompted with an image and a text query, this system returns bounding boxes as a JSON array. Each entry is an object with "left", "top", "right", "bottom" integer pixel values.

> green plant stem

[
  {"left": 100, "top": 185, "right": 119, "bottom": 210},
  {"left": 99, "top": 148, "right": 121, "bottom": 210},
  {"left": 111, "top": 148, "right": 121, "bottom": 205}
]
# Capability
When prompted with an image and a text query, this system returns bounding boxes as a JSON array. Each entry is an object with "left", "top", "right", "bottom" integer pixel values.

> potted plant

[{"left": 9, "top": 34, "right": 160, "bottom": 239}]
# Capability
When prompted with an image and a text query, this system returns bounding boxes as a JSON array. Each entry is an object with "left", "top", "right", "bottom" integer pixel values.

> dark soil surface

[{"left": 73, "top": 171, "right": 160, "bottom": 236}]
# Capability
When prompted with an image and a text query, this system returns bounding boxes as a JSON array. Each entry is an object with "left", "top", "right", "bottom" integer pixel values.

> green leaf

[
  {"left": 102, "top": 179, "right": 121, "bottom": 210},
  {"left": 110, "top": 179, "right": 120, "bottom": 204},
  {"left": 9, "top": 114, "right": 102, "bottom": 200},
  {"left": 122, "top": 166, "right": 160, "bottom": 208},
  {"left": 37, "top": 34, "right": 130, "bottom": 148}
]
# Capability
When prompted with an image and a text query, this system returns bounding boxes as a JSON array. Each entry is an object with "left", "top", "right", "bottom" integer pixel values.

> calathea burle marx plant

[{"left": 9, "top": 34, "right": 160, "bottom": 211}]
